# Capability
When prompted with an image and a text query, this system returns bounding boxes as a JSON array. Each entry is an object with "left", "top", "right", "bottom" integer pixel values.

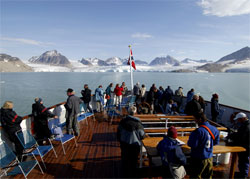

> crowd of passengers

[{"left": 0, "top": 82, "right": 249, "bottom": 178}]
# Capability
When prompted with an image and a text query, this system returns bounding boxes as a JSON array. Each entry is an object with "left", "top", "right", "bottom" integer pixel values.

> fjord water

[{"left": 0, "top": 72, "right": 249, "bottom": 116}]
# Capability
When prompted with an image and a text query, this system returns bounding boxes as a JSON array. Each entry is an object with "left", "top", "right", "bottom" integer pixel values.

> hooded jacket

[{"left": 117, "top": 115, "right": 145, "bottom": 146}]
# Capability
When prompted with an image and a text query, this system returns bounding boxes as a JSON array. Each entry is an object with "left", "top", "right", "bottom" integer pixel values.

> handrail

[
  {"left": 0, "top": 101, "right": 66, "bottom": 129},
  {"left": 21, "top": 101, "right": 66, "bottom": 120}
]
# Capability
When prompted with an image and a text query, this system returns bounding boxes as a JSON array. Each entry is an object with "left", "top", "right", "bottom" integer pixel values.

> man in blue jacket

[{"left": 188, "top": 112, "right": 220, "bottom": 178}]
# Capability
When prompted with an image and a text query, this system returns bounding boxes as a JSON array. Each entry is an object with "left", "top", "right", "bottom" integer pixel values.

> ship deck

[{"left": 13, "top": 113, "right": 247, "bottom": 178}]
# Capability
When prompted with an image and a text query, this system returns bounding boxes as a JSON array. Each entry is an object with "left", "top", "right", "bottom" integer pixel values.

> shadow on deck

[{"left": 13, "top": 113, "right": 247, "bottom": 178}]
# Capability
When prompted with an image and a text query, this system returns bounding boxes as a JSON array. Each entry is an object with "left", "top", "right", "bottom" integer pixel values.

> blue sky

[{"left": 1, "top": 0, "right": 250, "bottom": 62}]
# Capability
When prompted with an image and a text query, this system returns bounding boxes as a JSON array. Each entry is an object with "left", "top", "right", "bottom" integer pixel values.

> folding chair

[
  {"left": 0, "top": 141, "right": 44, "bottom": 178},
  {"left": 15, "top": 129, "right": 57, "bottom": 169},
  {"left": 48, "top": 118, "right": 78, "bottom": 155}
]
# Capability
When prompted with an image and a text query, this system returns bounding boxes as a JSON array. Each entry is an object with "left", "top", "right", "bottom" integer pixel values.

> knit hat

[
  {"left": 167, "top": 126, "right": 177, "bottom": 139},
  {"left": 213, "top": 93, "right": 219, "bottom": 99}
]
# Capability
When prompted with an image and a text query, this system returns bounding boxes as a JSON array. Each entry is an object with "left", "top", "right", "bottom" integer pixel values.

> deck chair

[
  {"left": 48, "top": 118, "right": 78, "bottom": 155},
  {"left": 120, "top": 95, "right": 136, "bottom": 108},
  {"left": 0, "top": 141, "right": 44, "bottom": 178},
  {"left": 15, "top": 129, "right": 57, "bottom": 169}
]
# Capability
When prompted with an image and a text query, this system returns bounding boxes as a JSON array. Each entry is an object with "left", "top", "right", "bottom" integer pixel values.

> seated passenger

[
  {"left": 32, "top": 98, "right": 57, "bottom": 144},
  {"left": 0, "top": 101, "right": 24, "bottom": 160},
  {"left": 227, "top": 112, "right": 250, "bottom": 178},
  {"left": 157, "top": 126, "right": 187, "bottom": 179}
]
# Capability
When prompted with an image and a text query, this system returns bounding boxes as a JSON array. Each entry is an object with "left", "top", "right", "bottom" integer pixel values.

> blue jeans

[{"left": 238, "top": 152, "right": 250, "bottom": 177}]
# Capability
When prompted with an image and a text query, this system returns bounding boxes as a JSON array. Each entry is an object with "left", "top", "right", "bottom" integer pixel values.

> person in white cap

[{"left": 228, "top": 112, "right": 249, "bottom": 178}]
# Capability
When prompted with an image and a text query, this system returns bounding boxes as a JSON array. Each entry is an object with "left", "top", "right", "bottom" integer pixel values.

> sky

[{"left": 0, "top": 0, "right": 250, "bottom": 62}]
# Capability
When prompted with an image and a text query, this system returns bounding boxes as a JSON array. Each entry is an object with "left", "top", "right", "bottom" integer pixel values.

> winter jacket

[
  {"left": 188, "top": 121, "right": 220, "bottom": 159},
  {"left": 105, "top": 86, "right": 112, "bottom": 96},
  {"left": 165, "top": 87, "right": 174, "bottom": 101},
  {"left": 65, "top": 95, "right": 82, "bottom": 118},
  {"left": 211, "top": 98, "right": 220, "bottom": 118},
  {"left": 117, "top": 115, "right": 145, "bottom": 146},
  {"left": 32, "top": 102, "right": 55, "bottom": 125},
  {"left": 114, "top": 86, "right": 123, "bottom": 96},
  {"left": 81, "top": 88, "right": 92, "bottom": 103},
  {"left": 141, "top": 87, "right": 146, "bottom": 98},
  {"left": 121, "top": 86, "right": 128, "bottom": 96},
  {"left": 133, "top": 85, "right": 140, "bottom": 96},
  {"left": 0, "top": 108, "right": 23, "bottom": 134},
  {"left": 186, "top": 91, "right": 194, "bottom": 103},
  {"left": 95, "top": 87, "right": 104, "bottom": 102},
  {"left": 157, "top": 136, "right": 186, "bottom": 166},
  {"left": 230, "top": 120, "right": 250, "bottom": 156}
]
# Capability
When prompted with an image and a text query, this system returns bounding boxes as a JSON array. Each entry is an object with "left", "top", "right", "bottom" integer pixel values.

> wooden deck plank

[{"left": 11, "top": 114, "right": 248, "bottom": 179}]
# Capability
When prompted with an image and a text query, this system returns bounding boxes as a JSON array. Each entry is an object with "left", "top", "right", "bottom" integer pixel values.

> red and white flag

[{"left": 127, "top": 49, "right": 136, "bottom": 70}]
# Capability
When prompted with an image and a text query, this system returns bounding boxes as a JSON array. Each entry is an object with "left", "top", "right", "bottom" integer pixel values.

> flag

[{"left": 127, "top": 49, "right": 136, "bottom": 70}]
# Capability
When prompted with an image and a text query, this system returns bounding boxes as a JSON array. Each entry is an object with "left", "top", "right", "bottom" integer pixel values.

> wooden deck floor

[{"left": 13, "top": 113, "right": 248, "bottom": 178}]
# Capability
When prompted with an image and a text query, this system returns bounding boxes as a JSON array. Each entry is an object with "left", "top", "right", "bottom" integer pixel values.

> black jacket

[
  {"left": 230, "top": 120, "right": 250, "bottom": 155},
  {"left": 81, "top": 88, "right": 92, "bottom": 103},
  {"left": 0, "top": 108, "right": 23, "bottom": 134},
  {"left": 32, "top": 102, "right": 55, "bottom": 125},
  {"left": 211, "top": 98, "right": 220, "bottom": 118}
]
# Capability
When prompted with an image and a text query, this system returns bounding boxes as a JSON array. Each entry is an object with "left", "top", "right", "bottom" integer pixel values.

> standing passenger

[
  {"left": 0, "top": 101, "right": 24, "bottom": 160},
  {"left": 117, "top": 106, "right": 145, "bottom": 177},
  {"left": 211, "top": 93, "right": 220, "bottom": 122},
  {"left": 184, "top": 94, "right": 202, "bottom": 115},
  {"left": 165, "top": 86, "right": 174, "bottom": 102},
  {"left": 140, "top": 84, "right": 146, "bottom": 102},
  {"left": 95, "top": 85, "right": 104, "bottom": 112},
  {"left": 133, "top": 82, "right": 141, "bottom": 104},
  {"left": 114, "top": 84, "right": 123, "bottom": 106},
  {"left": 32, "top": 98, "right": 58, "bottom": 144},
  {"left": 81, "top": 84, "right": 93, "bottom": 113},
  {"left": 121, "top": 82, "right": 128, "bottom": 96},
  {"left": 65, "top": 88, "right": 82, "bottom": 136},
  {"left": 105, "top": 83, "right": 113, "bottom": 106},
  {"left": 188, "top": 112, "right": 220, "bottom": 178},
  {"left": 186, "top": 88, "right": 194, "bottom": 103}
]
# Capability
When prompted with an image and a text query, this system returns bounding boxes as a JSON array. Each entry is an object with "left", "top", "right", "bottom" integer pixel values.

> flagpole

[{"left": 128, "top": 45, "right": 134, "bottom": 95}]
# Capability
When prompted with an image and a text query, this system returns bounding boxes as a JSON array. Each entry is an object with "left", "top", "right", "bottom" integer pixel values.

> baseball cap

[{"left": 234, "top": 112, "right": 247, "bottom": 120}]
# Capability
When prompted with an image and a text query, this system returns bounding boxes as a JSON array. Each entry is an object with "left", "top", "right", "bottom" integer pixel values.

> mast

[{"left": 128, "top": 45, "right": 134, "bottom": 95}]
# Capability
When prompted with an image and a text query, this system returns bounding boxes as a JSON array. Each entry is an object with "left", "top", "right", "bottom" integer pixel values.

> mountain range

[
  {"left": 1, "top": 46, "right": 249, "bottom": 72},
  {"left": 0, "top": 54, "right": 33, "bottom": 72}
]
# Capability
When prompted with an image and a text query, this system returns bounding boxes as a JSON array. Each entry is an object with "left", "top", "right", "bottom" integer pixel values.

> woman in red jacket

[{"left": 114, "top": 84, "right": 123, "bottom": 106}]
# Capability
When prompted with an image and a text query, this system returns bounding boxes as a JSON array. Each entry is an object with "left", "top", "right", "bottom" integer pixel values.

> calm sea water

[{"left": 0, "top": 72, "right": 249, "bottom": 116}]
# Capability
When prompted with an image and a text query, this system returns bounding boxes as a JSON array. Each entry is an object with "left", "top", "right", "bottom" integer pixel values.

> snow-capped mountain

[
  {"left": 198, "top": 46, "right": 250, "bottom": 72},
  {"left": 7, "top": 47, "right": 250, "bottom": 72},
  {"left": 149, "top": 56, "right": 180, "bottom": 66},
  {"left": 105, "top": 57, "right": 123, "bottom": 66},
  {"left": 181, "top": 58, "right": 212, "bottom": 64},
  {"left": 0, "top": 54, "right": 33, "bottom": 72},
  {"left": 80, "top": 58, "right": 109, "bottom": 66},
  {"left": 216, "top": 46, "right": 250, "bottom": 64},
  {"left": 122, "top": 58, "right": 148, "bottom": 65},
  {"left": 28, "top": 50, "right": 71, "bottom": 67}
]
